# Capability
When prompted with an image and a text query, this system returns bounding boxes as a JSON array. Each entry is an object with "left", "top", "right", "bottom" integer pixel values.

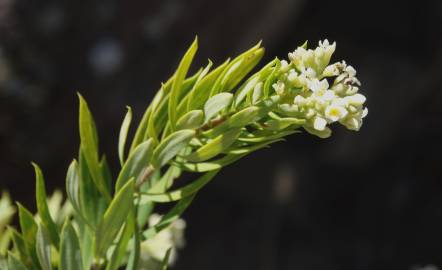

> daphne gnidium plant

[{"left": 0, "top": 37, "right": 367, "bottom": 270}]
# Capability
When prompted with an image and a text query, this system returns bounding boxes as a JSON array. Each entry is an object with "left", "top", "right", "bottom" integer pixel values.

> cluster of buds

[{"left": 270, "top": 40, "right": 368, "bottom": 138}]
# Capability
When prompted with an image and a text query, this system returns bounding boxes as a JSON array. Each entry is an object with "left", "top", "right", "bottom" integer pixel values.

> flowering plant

[{"left": 0, "top": 38, "right": 367, "bottom": 270}]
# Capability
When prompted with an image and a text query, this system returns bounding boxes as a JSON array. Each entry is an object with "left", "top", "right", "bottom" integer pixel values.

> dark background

[{"left": 1, "top": 0, "right": 442, "bottom": 269}]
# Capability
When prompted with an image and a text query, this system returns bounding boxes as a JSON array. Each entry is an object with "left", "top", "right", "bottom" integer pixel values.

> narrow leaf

[
  {"left": 186, "top": 128, "right": 241, "bottom": 162},
  {"left": 118, "top": 106, "right": 132, "bottom": 166},
  {"left": 33, "top": 163, "right": 59, "bottom": 245},
  {"left": 173, "top": 153, "right": 246, "bottom": 172},
  {"left": 140, "top": 170, "right": 219, "bottom": 203},
  {"left": 203, "top": 93, "right": 233, "bottom": 123},
  {"left": 36, "top": 225, "right": 52, "bottom": 270},
  {"left": 168, "top": 37, "right": 198, "bottom": 131},
  {"left": 151, "top": 130, "right": 195, "bottom": 168},
  {"left": 95, "top": 179, "right": 134, "bottom": 258},
  {"left": 78, "top": 94, "right": 111, "bottom": 202},
  {"left": 176, "top": 110, "right": 204, "bottom": 130},
  {"left": 115, "top": 139, "right": 154, "bottom": 191},
  {"left": 59, "top": 221, "right": 82, "bottom": 270}
]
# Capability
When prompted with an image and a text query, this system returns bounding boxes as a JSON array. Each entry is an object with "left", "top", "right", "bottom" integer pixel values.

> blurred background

[{"left": 1, "top": 0, "right": 442, "bottom": 269}]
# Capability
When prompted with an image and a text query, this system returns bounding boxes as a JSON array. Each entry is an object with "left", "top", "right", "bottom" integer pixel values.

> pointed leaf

[
  {"left": 174, "top": 153, "right": 246, "bottom": 172},
  {"left": 203, "top": 93, "right": 233, "bottom": 123},
  {"left": 140, "top": 170, "right": 219, "bottom": 202},
  {"left": 168, "top": 37, "right": 198, "bottom": 131},
  {"left": 176, "top": 110, "right": 204, "bottom": 130},
  {"left": 115, "top": 139, "right": 154, "bottom": 191},
  {"left": 33, "top": 163, "right": 59, "bottom": 245},
  {"left": 186, "top": 128, "right": 241, "bottom": 162},
  {"left": 95, "top": 179, "right": 134, "bottom": 258},
  {"left": 59, "top": 221, "right": 82, "bottom": 270},
  {"left": 36, "top": 225, "right": 52, "bottom": 270},
  {"left": 151, "top": 130, "right": 195, "bottom": 168},
  {"left": 119, "top": 106, "right": 132, "bottom": 166},
  {"left": 78, "top": 94, "right": 111, "bottom": 202}
]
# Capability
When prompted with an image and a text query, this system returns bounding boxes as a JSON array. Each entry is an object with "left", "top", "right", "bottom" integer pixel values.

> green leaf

[
  {"left": 36, "top": 225, "right": 52, "bottom": 270},
  {"left": 264, "top": 117, "right": 306, "bottom": 131},
  {"left": 65, "top": 160, "right": 81, "bottom": 217},
  {"left": 17, "top": 204, "right": 37, "bottom": 248},
  {"left": 210, "top": 42, "right": 263, "bottom": 96},
  {"left": 151, "top": 129, "right": 195, "bottom": 168},
  {"left": 17, "top": 204, "right": 39, "bottom": 269},
  {"left": 124, "top": 210, "right": 140, "bottom": 270},
  {"left": 78, "top": 149, "right": 104, "bottom": 229},
  {"left": 168, "top": 37, "right": 198, "bottom": 131},
  {"left": 234, "top": 58, "right": 277, "bottom": 107},
  {"left": 148, "top": 165, "right": 181, "bottom": 194},
  {"left": 33, "top": 163, "right": 59, "bottom": 246},
  {"left": 143, "top": 194, "right": 196, "bottom": 240},
  {"left": 186, "top": 128, "right": 241, "bottom": 162},
  {"left": 176, "top": 110, "right": 204, "bottom": 130},
  {"left": 115, "top": 139, "right": 154, "bottom": 191},
  {"left": 78, "top": 94, "right": 111, "bottom": 202},
  {"left": 59, "top": 221, "right": 82, "bottom": 270},
  {"left": 106, "top": 214, "right": 134, "bottom": 270},
  {"left": 203, "top": 93, "right": 233, "bottom": 123},
  {"left": 161, "top": 248, "right": 172, "bottom": 270},
  {"left": 186, "top": 59, "right": 230, "bottom": 112},
  {"left": 7, "top": 252, "right": 28, "bottom": 270},
  {"left": 119, "top": 106, "right": 132, "bottom": 166},
  {"left": 174, "top": 153, "right": 246, "bottom": 172},
  {"left": 263, "top": 59, "right": 281, "bottom": 97},
  {"left": 239, "top": 129, "right": 300, "bottom": 143},
  {"left": 95, "top": 179, "right": 134, "bottom": 258},
  {"left": 226, "top": 138, "right": 284, "bottom": 155},
  {"left": 10, "top": 229, "right": 31, "bottom": 267},
  {"left": 140, "top": 170, "right": 219, "bottom": 203}
]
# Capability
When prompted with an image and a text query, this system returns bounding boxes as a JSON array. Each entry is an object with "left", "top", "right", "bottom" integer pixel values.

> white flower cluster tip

[{"left": 273, "top": 40, "right": 368, "bottom": 138}]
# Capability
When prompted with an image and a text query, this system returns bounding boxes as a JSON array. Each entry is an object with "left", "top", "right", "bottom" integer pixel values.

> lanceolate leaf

[
  {"left": 140, "top": 170, "right": 219, "bottom": 203},
  {"left": 151, "top": 129, "right": 195, "bottom": 168},
  {"left": 10, "top": 229, "right": 31, "bottom": 267},
  {"left": 115, "top": 139, "right": 154, "bottom": 191},
  {"left": 186, "top": 128, "right": 242, "bottom": 162},
  {"left": 168, "top": 37, "right": 198, "bottom": 131},
  {"left": 33, "top": 163, "right": 59, "bottom": 246},
  {"left": 95, "top": 179, "right": 134, "bottom": 258},
  {"left": 186, "top": 59, "right": 230, "bottom": 112},
  {"left": 105, "top": 215, "right": 134, "bottom": 270},
  {"left": 36, "top": 225, "right": 52, "bottom": 270},
  {"left": 176, "top": 110, "right": 204, "bottom": 130},
  {"left": 78, "top": 94, "right": 111, "bottom": 202},
  {"left": 173, "top": 153, "right": 246, "bottom": 172},
  {"left": 59, "top": 221, "right": 82, "bottom": 270},
  {"left": 17, "top": 204, "right": 39, "bottom": 269},
  {"left": 203, "top": 93, "right": 233, "bottom": 123},
  {"left": 118, "top": 106, "right": 132, "bottom": 166}
]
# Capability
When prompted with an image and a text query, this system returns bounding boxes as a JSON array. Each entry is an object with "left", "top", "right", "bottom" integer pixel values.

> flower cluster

[{"left": 273, "top": 40, "right": 368, "bottom": 138}]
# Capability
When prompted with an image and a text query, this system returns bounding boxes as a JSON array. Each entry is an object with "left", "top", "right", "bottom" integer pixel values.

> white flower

[
  {"left": 280, "top": 60, "right": 289, "bottom": 72},
  {"left": 272, "top": 80, "right": 286, "bottom": 95},
  {"left": 325, "top": 104, "right": 348, "bottom": 122},
  {"left": 313, "top": 116, "right": 327, "bottom": 131},
  {"left": 344, "top": 93, "right": 366, "bottom": 107},
  {"left": 308, "top": 78, "right": 329, "bottom": 93}
]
